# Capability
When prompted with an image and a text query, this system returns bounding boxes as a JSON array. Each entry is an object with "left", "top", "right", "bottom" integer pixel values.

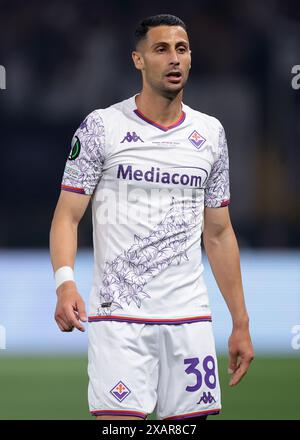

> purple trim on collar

[{"left": 133, "top": 108, "right": 186, "bottom": 132}]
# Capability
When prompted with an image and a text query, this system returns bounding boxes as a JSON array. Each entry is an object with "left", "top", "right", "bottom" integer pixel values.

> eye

[
  {"left": 156, "top": 47, "right": 165, "bottom": 53},
  {"left": 177, "top": 46, "right": 187, "bottom": 53}
]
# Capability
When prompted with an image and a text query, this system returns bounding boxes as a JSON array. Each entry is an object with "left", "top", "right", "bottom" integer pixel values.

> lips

[{"left": 165, "top": 70, "right": 182, "bottom": 82}]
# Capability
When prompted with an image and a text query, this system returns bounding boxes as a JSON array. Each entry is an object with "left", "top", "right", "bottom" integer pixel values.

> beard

[{"left": 145, "top": 71, "right": 189, "bottom": 99}]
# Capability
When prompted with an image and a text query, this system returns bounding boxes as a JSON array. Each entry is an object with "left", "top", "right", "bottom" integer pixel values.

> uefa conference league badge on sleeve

[{"left": 68, "top": 136, "right": 81, "bottom": 160}]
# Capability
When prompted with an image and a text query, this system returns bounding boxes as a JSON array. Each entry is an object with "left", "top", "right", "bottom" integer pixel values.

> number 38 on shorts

[{"left": 184, "top": 355, "right": 219, "bottom": 407}]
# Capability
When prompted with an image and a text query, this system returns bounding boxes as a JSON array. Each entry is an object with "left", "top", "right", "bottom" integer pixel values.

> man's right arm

[{"left": 49, "top": 190, "right": 91, "bottom": 332}]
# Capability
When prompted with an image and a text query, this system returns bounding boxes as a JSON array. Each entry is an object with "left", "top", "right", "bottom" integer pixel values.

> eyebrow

[{"left": 151, "top": 40, "right": 189, "bottom": 48}]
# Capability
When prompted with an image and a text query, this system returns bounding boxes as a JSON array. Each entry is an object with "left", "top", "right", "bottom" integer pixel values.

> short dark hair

[{"left": 134, "top": 14, "right": 187, "bottom": 48}]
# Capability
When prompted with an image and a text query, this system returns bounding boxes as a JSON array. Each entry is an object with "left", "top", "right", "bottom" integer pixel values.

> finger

[
  {"left": 74, "top": 299, "right": 87, "bottom": 322},
  {"left": 228, "top": 351, "right": 239, "bottom": 374},
  {"left": 64, "top": 308, "right": 85, "bottom": 332},
  {"left": 229, "top": 359, "right": 250, "bottom": 386},
  {"left": 67, "top": 315, "right": 85, "bottom": 332},
  {"left": 56, "top": 317, "right": 74, "bottom": 332},
  {"left": 56, "top": 311, "right": 76, "bottom": 332},
  {"left": 56, "top": 320, "right": 65, "bottom": 332},
  {"left": 55, "top": 312, "right": 69, "bottom": 330},
  {"left": 55, "top": 308, "right": 72, "bottom": 329},
  {"left": 65, "top": 327, "right": 74, "bottom": 332}
]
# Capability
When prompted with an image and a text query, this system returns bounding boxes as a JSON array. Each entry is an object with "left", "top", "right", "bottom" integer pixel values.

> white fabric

[
  {"left": 61, "top": 94, "right": 230, "bottom": 323},
  {"left": 87, "top": 320, "right": 221, "bottom": 419}
]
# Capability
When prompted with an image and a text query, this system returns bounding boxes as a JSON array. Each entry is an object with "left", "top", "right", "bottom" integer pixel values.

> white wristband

[{"left": 54, "top": 266, "right": 75, "bottom": 289}]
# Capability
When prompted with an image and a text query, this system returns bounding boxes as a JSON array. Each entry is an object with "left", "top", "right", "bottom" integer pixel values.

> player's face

[{"left": 133, "top": 25, "right": 191, "bottom": 97}]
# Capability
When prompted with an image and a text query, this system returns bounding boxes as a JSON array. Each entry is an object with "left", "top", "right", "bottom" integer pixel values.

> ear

[{"left": 132, "top": 51, "right": 144, "bottom": 71}]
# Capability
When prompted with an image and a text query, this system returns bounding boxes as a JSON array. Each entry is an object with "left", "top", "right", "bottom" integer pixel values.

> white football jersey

[{"left": 61, "top": 94, "right": 230, "bottom": 324}]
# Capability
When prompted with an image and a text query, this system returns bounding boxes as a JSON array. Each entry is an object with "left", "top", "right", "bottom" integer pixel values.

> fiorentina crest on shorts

[
  {"left": 188, "top": 130, "right": 206, "bottom": 149},
  {"left": 110, "top": 381, "right": 131, "bottom": 402}
]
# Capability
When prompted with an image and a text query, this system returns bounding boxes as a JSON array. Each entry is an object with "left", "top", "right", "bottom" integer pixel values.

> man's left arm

[{"left": 202, "top": 205, "right": 254, "bottom": 387}]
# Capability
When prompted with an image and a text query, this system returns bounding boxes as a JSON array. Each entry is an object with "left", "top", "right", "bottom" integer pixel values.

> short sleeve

[
  {"left": 204, "top": 123, "right": 230, "bottom": 208},
  {"left": 61, "top": 111, "right": 105, "bottom": 195}
]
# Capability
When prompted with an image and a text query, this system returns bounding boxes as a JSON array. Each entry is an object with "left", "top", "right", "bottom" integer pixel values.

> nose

[{"left": 169, "top": 48, "right": 180, "bottom": 66}]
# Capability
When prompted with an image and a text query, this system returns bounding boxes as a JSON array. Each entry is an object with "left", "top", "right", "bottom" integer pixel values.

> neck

[{"left": 135, "top": 87, "right": 183, "bottom": 126}]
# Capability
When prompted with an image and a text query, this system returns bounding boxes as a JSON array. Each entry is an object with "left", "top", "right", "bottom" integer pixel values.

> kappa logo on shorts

[
  {"left": 110, "top": 381, "right": 131, "bottom": 402},
  {"left": 197, "top": 391, "right": 216, "bottom": 405},
  {"left": 188, "top": 130, "right": 206, "bottom": 149}
]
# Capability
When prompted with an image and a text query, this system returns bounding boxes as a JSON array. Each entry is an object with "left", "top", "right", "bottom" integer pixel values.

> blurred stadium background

[{"left": 0, "top": 0, "right": 299, "bottom": 420}]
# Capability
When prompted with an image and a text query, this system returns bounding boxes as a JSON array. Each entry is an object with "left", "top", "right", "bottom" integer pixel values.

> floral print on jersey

[
  {"left": 97, "top": 195, "right": 200, "bottom": 315},
  {"left": 204, "top": 124, "right": 230, "bottom": 207},
  {"left": 61, "top": 111, "right": 105, "bottom": 195}
]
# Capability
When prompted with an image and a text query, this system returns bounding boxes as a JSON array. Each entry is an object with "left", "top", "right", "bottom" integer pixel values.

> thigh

[
  {"left": 156, "top": 321, "right": 222, "bottom": 420},
  {"left": 88, "top": 321, "right": 159, "bottom": 419}
]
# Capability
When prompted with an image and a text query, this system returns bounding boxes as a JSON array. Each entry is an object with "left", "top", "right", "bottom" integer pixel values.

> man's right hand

[{"left": 54, "top": 281, "right": 87, "bottom": 332}]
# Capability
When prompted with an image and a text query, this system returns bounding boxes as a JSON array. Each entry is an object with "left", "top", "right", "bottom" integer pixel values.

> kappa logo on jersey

[
  {"left": 197, "top": 391, "right": 216, "bottom": 405},
  {"left": 188, "top": 130, "right": 206, "bottom": 149},
  {"left": 110, "top": 381, "right": 131, "bottom": 402},
  {"left": 121, "top": 132, "right": 144, "bottom": 143}
]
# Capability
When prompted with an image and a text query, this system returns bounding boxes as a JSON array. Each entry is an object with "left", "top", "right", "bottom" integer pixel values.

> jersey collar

[{"left": 132, "top": 94, "right": 186, "bottom": 132}]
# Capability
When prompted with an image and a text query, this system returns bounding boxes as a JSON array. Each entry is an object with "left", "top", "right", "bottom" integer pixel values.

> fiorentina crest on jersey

[
  {"left": 110, "top": 381, "right": 131, "bottom": 402},
  {"left": 188, "top": 130, "right": 206, "bottom": 149}
]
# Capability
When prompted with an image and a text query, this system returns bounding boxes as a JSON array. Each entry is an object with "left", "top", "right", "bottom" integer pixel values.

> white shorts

[{"left": 87, "top": 320, "right": 222, "bottom": 420}]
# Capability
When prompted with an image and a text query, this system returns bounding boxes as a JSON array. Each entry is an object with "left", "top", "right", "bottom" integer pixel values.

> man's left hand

[{"left": 227, "top": 326, "right": 254, "bottom": 386}]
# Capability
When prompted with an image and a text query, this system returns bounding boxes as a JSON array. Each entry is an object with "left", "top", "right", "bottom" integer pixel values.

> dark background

[{"left": 1, "top": 0, "right": 300, "bottom": 248}]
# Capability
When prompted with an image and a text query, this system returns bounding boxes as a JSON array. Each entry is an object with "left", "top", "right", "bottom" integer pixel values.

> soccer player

[{"left": 50, "top": 14, "right": 254, "bottom": 421}]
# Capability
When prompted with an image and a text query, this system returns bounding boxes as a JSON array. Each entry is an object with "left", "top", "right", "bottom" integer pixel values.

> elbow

[
  {"left": 203, "top": 224, "right": 233, "bottom": 248},
  {"left": 50, "top": 210, "right": 79, "bottom": 234},
  {"left": 203, "top": 233, "right": 220, "bottom": 249}
]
